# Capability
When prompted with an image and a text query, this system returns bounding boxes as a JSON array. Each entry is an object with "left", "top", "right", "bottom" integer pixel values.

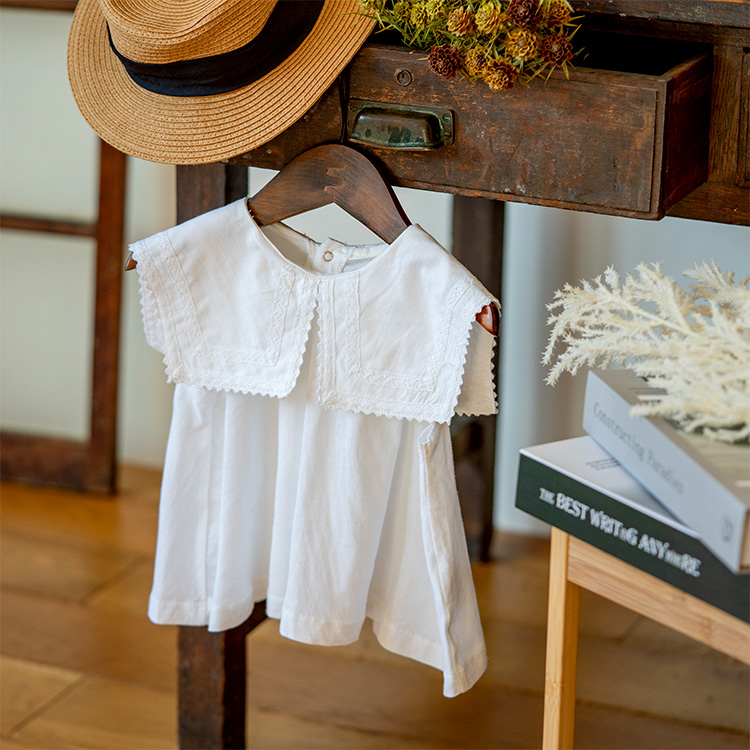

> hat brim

[{"left": 67, "top": 0, "right": 375, "bottom": 164}]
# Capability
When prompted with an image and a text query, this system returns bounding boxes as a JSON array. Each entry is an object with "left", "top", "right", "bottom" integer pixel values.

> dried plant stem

[{"left": 543, "top": 261, "right": 750, "bottom": 443}]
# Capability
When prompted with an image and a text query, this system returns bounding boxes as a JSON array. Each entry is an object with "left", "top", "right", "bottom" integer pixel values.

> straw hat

[{"left": 67, "top": 0, "right": 374, "bottom": 164}]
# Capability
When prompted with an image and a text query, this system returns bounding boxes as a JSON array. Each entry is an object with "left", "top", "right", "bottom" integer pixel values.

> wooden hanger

[
  {"left": 125, "top": 143, "right": 498, "bottom": 334},
  {"left": 248, "top": 143, "right": 409, "bottom": 244}
]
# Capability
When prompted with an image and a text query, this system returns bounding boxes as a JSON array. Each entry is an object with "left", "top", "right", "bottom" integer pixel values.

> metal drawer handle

[{"left": 346, "top": 99, "right": 454, "bottom": 151}]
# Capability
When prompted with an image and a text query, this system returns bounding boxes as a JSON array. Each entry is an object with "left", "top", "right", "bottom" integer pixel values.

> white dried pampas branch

[{"left": 542, "top": 261, "right": 750, "bottom": 443}]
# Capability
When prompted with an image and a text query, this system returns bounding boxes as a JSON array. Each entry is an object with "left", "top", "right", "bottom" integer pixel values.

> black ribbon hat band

[{"left": 108, "top": 0, "right": 325, "bottom": 97}]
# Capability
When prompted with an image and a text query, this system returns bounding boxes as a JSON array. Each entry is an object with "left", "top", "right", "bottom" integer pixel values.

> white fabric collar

[{"left": 131, "top": 199, "right": 498, "bottom": 423}]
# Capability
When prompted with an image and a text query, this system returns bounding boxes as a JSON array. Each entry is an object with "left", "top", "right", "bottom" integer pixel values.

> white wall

[{"left": 2, "top": 8, "right": 748, "bottom": 534}]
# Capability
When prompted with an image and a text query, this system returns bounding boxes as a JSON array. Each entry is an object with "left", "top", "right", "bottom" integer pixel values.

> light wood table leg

[{"left": 543, "top": 529, "right": 581, "bottom": 750}]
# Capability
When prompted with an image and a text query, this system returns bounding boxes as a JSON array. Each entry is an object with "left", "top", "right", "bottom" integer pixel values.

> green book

[{"left": 516, "top": 436, "right": 749, "bottom": 623}]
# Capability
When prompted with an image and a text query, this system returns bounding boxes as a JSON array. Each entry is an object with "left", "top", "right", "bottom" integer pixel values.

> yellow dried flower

[
  {"left": 447, "top": 7, "right": 477, "bottom": 36},
  {"left": 365, "top": 0, "right": 582, "bottom": 93},
  {"left": 464, "top": 46, "right": 490, "bottom": 77},
  {"left": 544, "top": 0, "right": 573, "bottom": 26},
  {"left": 392, "top": 0, "right": 411, "bottom": 21},
  {"left": 410, "top": 2, "right": 429, "bottom": 29},
  {"left": 506, "top": 28, "right": 538, "bottom": 60},
  {"left": 475, "top": 1, "right": 506, "bottom": 35},
  {"left": 483, "top": 57, "right": 519, "bottom": 90},
  {"left": 425, "top": 0, "right": 448, "bottom": 20}
]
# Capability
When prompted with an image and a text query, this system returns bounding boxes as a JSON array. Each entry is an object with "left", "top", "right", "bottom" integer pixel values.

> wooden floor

[{"left": 1, "top": 467, "right": 748, "bottom": 750}]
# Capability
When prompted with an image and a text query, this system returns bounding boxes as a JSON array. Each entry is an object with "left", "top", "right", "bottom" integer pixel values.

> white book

[{"left": 582, "top": 368, "right": 750, "bottom": 573}]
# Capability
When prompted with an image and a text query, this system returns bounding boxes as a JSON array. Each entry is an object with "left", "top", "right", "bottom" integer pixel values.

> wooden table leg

[
  {"left": 451, "top": 195, "right": 504, "bottom": 562},
  {"left": 174, "top": 162, "right": 256, "bottom": 749},
  {"left": 543, "top": 529, "right": 581, "bottom": 750},
  {"left": 178, "top": 603, "right": 267, "bottom": 749}
]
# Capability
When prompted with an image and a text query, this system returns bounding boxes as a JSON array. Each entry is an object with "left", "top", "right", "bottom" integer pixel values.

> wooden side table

[{"left": 543, "top": 527, "right": 750, "bottom": 750}]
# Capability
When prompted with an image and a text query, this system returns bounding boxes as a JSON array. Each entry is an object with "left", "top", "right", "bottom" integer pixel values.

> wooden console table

[
  {"left": 173, "top": 2, "right": 748, "bottom": 747},
  {"left": 543, "top": 528, "right": 750, "bottom": 749}
]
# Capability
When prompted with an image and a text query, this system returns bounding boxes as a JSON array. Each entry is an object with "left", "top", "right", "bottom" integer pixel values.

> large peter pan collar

[{"left": 131, "top": 199, "right": 498, "bottom": 423}]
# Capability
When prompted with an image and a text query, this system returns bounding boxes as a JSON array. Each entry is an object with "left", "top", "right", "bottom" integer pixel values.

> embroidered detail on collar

[{"left": 344, "top": 274, "right": 473, "bottom": 393}]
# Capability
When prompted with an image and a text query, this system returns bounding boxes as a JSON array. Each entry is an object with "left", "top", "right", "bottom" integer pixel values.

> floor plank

[
  {"left": 480, "top": 535, "right": 648, "bottom": 645},
  {"left": 622, "top": 610, "right": 728, "bottom": 656},
  {"left": 0, "top": 480, "right": 158, "bottom": 557},
  {"left": 1, "top": 530, "right": 140, "bottom": 603},
  {"left": 0, "top": 734, "right": 72, "bottom": 749},
  {"left": 573, "top": 701, "right": 750, "bottom": 749},
  {"left": 245, "top": 635, "right": 750, "bottom": 750},
  {"left": 244, "top": 616, "right": 750, "bottom": 748},
  {"left": 576, "top": 628, "right": 749, "bottom": 732},
  {"left": 12, "top": 676, "right": 176, "bottom": 750},
  {"left": 84, "top": 558, "right": 154, "bottom": 616},
  {"left": 0, "top": 657, "right": 80, "bottom": 735},
  {"left": 2, "top": 472, "right": 749, "bottom": 750},
  {"left": 0, "top": 590, "right": 176, "bottom": 693},
  {"left": 247, "top": 595, "right": 749, "bottom": 734},
  {"left": 245, "top": 640, "right": 543, "bottom": 750},
  {"left": 245, "top": 706, "right": 440, "bottom": 750}
]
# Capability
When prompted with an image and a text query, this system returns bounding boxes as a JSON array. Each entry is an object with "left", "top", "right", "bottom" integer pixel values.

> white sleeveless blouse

[{"left": 131, "top": 198, "right": 499, "bottom": 697}]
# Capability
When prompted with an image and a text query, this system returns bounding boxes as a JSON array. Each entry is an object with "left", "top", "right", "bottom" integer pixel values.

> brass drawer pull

[{"left": 346, "top": 99, "right": 454, "bottom": 151}]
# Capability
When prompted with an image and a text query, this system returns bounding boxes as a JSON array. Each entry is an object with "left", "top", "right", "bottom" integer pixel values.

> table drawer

[{"left": 237, "top": 35, "right": 711, "bottom": 220}]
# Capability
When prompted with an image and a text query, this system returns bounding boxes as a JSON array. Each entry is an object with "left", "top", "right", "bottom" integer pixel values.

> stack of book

[{"left": 515, "top": 369, "right": 750, "bottom": 623}]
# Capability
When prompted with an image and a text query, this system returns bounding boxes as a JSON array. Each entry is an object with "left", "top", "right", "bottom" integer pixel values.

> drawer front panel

[
  {"left": 348, "top": 48, "right": 662, "bottom": 215},
  {"left": 239, "top": 44, "right": 710, "bottom": 219}
]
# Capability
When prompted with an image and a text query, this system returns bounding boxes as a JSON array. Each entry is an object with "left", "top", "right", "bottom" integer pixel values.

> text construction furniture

[
  {"left": 0, "top": 0, "right": 127, "bottom": 493},
  {"left": 543, "top": 528, "right": 750, "bottom": 749},
  {"left": 0, "top": 137, "right": 127, "bottom": 495},
  {"left": 176, "top": 2, "right": 748, "bottom": 747}
]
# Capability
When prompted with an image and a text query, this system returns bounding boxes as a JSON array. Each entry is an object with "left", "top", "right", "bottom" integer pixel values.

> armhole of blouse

[
  {"left": 130, "top": 241, "right": 167, "bottom": 355},
  {"left": 454, "top": 320, "right": 498, "bottom": 418}
]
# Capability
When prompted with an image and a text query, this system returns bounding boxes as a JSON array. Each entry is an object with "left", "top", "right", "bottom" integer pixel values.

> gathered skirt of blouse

[{"left": 148, "top": 312, "right": 487, "bottom": 697}]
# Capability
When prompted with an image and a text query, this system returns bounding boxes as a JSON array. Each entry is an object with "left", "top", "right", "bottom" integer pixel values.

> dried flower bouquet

[
  {"left": 357, "top": 0, "right": 581, "bottom": 91},
  {"left": 543, "top": 261, "right": 750, "bottom": 443}
]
